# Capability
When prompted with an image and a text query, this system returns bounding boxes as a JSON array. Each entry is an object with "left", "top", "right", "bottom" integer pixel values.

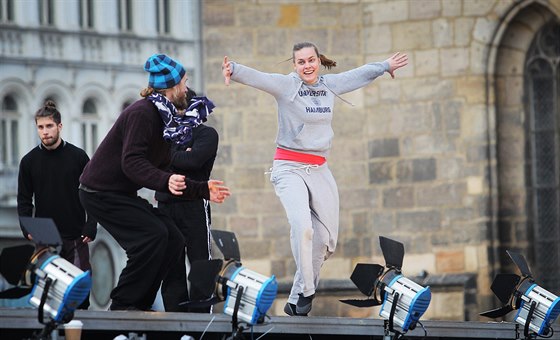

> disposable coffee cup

[{"left": 64, "top": 319, "right": 83, "bottom": 340}]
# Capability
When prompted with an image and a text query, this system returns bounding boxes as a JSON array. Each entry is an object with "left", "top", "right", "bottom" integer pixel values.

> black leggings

[{"left": 159, "top": 199, "right": 211, "bottom": 312}]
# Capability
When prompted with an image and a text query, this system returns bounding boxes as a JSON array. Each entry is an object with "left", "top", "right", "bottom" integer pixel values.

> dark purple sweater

[{"left": 80, "top": 98, "right": 209, "bottom": 199}]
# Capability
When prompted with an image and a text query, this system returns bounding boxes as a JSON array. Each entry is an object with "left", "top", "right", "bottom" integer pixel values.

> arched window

[
  {"left": 1, "top": 95, "right": 19, "bottom": 170},
  {"left": 90, "top": 242, "right": 115, "bottom": 308},
  {"left": 83, "top": 98, "right": 96, "bottom": 114},
  {"left": 81, "top": 98, "right": 99, "bottom": 156},
  {"left": 525, "top": 20, "right": 560, "bottom": 290},
  {"left": 2, "top": 95, "right": 16, "bottom": 110}
]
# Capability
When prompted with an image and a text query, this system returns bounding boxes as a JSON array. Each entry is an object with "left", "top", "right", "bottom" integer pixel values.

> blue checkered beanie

[{"left": 144, "top": 54, "right": 186, "bottom": 89}]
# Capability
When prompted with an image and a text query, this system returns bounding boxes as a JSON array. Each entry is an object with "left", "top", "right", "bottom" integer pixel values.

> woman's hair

[
  {"left": 35, "top": 100, "right": 61, "bottom": 124},
  {"left": 292, "top": 42, "right": 337, "bottom": 69}
]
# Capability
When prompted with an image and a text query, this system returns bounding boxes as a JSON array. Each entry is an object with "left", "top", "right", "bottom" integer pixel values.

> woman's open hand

[
  {"left": 222, "top": 56, "right": 232, "bottom": 86},
  {"left": 385, "top": 52, "right": 408, "bottom": 79}
]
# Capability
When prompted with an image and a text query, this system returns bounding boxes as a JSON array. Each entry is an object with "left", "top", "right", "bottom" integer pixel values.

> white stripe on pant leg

[
  {"left": 203, "top": 198, "right": 213, "bottom": 314},
  {"left": 203, "top": 199, "right": 212, "bottom": 260}
]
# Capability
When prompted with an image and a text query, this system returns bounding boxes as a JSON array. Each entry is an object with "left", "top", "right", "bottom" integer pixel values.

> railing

[{"left": 0, "top": 25, "right": 195, "bottom": 67}]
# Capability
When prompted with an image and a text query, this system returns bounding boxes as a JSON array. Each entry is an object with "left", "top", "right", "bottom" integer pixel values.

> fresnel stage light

[
  {"left": 186, "top": 230, "right": 277, "bottom": 340},
  {"left": 341, "top": 236, "right": 432, "bottom": 339},
  {"left": 0, "top": 217, "right": 91, "bottom": 339},
  {"left": 481, "top": 250, "right": 560, "bottom": 339}
]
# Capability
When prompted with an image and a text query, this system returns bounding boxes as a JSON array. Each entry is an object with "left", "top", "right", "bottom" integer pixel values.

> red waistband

[{"left": 274, "top": 147, "right": 326, "bottom": 165}]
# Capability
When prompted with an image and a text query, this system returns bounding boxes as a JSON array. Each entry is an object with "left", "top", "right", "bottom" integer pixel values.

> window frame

[
  {"left": 525, "top": 20, "right": 560, "bottom": 290},
  {"left": 156, "top": 0, "right": 170, "bottom": 35},
  {"left": 118, "top": 0, "right": 133, "bottom": 32},
  {"left": 0, "top": 95, "right": 19, "bottom": 171},
  {"left": 79, "top": 0, "right": 94, "bottom": 30},
  {"left": 0, "top": 0, "right": 15, "bottom": 23},
  {"left": 39, "top": 0, "right": 54, "bottom": 26},
  {"left": 80, "top": 98, "right": 99, "bottom": 156}
]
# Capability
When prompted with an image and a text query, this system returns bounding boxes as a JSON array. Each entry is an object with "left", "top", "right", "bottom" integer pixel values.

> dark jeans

[
  {"left": 159, "top": 199, "right": 211, "bottom": 313},
  {"left": 60, "top": 238, "right": 91, "bottom": 309},
  {"left": 79, "top": 190, "right": 184, "bottom": 310}
]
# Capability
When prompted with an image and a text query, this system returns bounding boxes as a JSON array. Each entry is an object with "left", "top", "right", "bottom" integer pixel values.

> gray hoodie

[{"left": 230, "top": 61, "right": 390, "bottom": 157}]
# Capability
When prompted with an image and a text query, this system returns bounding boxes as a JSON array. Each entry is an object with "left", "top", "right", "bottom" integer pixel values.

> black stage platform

[{"left": 1, "top": 308, "right": 559, "bottom": 340}]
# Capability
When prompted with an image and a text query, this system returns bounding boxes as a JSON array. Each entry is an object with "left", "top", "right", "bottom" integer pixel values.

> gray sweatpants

[{"left": 269, "top": 160, "right": 339, "bottom": 304}]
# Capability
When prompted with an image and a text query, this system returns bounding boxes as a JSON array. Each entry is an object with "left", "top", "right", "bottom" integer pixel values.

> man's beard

[
  {"left": 42, "top": 134, "right": 60, "bottom": 147},
  {"left": 172, "top": 91, "right": 188, "bottom": 110}
]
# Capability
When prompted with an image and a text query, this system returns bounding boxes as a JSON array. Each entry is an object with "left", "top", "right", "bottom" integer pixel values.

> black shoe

[
  {"left": 284, "top": 302, "right": 308, "bottom": 316},
  {"left": 284, "top": 302, "right": 296, "bottom": 316},
  {"left": 296, "top": 293, "right": 314, "bottom": 315}
]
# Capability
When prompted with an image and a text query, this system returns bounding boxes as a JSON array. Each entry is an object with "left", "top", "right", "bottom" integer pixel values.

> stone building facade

[
  {"left": 200, "top": 0, "right": 560, "bottom": 321},
  {"left": 1, "top": 0, "right": 559, "bottom": 322}
]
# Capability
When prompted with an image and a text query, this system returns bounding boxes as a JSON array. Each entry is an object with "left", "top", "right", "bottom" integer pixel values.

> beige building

[
  {"left": 1, "top": 0, "right": 559, "bottom": 323},
  {"left": 0, "top": 0, "right": 203, "bottom": 311}
]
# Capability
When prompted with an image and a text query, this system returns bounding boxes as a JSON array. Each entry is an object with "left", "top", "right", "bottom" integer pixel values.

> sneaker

[
  {"left": 284, "top": 302, "right": 297, "bottom": 316},
  {"left": 284, "top": 302, "right": 309, "bottom": 316},
  {"left": 296, "top": 293, "right": 314, "bottom": 315}
]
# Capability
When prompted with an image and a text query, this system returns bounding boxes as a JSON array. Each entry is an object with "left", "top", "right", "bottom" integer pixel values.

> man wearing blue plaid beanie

[
  {"left": 79, "top": 53, "right": 230, "bottom": 311},
  {"left": 145, "top": 54, "right": 186, "bottom": 90}
]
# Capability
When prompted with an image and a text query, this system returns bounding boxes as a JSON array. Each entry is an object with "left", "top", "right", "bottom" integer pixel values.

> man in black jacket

[
  {"left": 157, "top": 89, "right": 219, "bottom": 312},
  {"left": 18, "top": 100, "right": 97, "bottom": 309}
]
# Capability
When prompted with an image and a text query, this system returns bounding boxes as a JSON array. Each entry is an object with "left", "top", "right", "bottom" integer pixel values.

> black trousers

[
  {"left": 159, "top": 199, "right": 211, "bottom": 312},
  {"left": 79, "top": 190, "right": 184, "bottom": 310}
]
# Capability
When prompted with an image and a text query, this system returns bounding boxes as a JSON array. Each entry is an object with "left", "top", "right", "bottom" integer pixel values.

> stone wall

[{"left": 201, "top": 0, "right": 560, "bottom": 320}]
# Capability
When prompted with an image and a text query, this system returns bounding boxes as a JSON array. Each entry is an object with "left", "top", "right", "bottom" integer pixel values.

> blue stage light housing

[
  {"left": 481, "top": 250, "right": 560, "bottom": 338},
  {"left": 27, "top": 248, "right": 92, "bottom": 323},
  {"left": 341, "top": 236, "right": 432, "bottom": 334},
  {"left": 379, "top": 272, "right": 432, "bottom": 333},
  {"left": 514, "top": 284, "right": 560, "bottom": 336},
  {"left": 220, "top": 260, "right": 278, "bottom": 325}
]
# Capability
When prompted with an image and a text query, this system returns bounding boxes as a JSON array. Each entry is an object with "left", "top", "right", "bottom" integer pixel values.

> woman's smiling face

[{"left": 294, "top": 47, "right": 321, "bottom": 85}]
